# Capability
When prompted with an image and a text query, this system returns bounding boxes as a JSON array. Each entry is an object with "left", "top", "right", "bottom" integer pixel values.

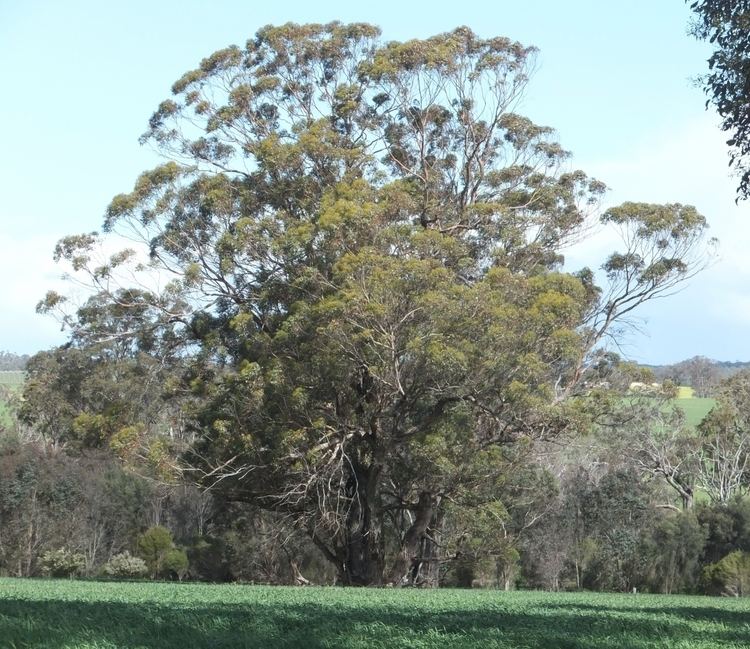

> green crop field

[
  {"left": 676, "top": 386, "right": 695, "bottom": 399},
  {"left": 0, "top": 404, "right": 11, "bottom": 429},
  {"left": 0, "top": 372, "right": 23, "bottom": 429},
  {"left": 671, "top": 397, "right": 716, "bottom": 428},
  {"left": 0, "top": 371, "right": 24, "bottom": 386},
  {"left": 1, "top": 579, "right": 749, "bottom": 649}
]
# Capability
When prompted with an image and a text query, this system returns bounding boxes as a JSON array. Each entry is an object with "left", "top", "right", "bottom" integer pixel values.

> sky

[{"left": 1, "top": 0, "right": 748, "bottom": 364}]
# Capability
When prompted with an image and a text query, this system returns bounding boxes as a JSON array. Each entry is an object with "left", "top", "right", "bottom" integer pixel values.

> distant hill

[
  {"left": 644, "top": 356, "right": 750, "bottom": 398},
  {"left": 646, "top": 357, "right": 750, "bottom": 378},
  {"left": 713, "top": 360, "right": 750, "bottom": 373}
]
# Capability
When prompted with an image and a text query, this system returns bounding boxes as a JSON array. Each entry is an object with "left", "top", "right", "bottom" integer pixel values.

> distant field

[
  {"left": 629, "top": 387, "right": 715, "bottom": 429},
  {"left": 0, "top": 372, "right": 23, "bottom": 429},
  {"left": 0, "top": 371, "right": 24, "bottom": 386},
  {"left": 676, "top": 386, "right": 694, "bottom": 399},
  {"left": 1, "top": 579, "right": 750, "bottom": 649},
  {"left": 671, "top": 397, "right": 716, "bottom": 428},
  {"left": 0, "top": 404, "right": 11, "bottom": 429}
]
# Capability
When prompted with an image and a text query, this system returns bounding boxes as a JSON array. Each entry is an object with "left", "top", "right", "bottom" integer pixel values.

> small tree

[
  {"left": 697, "top": 372, "right": 750, "bottom": 504},
  {"left": 138, "top": 526, "right": 177, "bottom": 578},
  {"left": 642, "top": 511, "right": 706, "bottom": 594},
  {"left": 164, "top": 548, "right": 189, "bottom": 581}
]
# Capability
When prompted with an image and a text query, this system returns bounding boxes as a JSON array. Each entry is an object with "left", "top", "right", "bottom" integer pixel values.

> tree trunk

[
  {"left": 387, "top": 492, "right": 435, "bottom": 585},
  {"left": 416, "top": 508, "right": 444, "bottom": 588},
  {"left": 339, "top": 461, "right": 385, "bottom": 585},
  {"left": 665, "top": 472, "right": 694, "bottom": 510},
  {"left": 24, "top": 488, "right": 38, "bottom": 577},
  {"left": 681, "top": 488, "right": 694, "bottom": 510}
]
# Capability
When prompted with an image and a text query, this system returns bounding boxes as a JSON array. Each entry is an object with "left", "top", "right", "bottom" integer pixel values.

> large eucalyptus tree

[{"left": 39, "top": 23, "right": 711, "bottom": 585}]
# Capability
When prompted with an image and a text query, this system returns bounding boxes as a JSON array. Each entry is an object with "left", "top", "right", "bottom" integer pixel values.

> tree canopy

[
  {"left": 689, "top": 0, "right": 750, "bottom": 199},
  {"left": 34, "top": 23, "right": 712, "bottom": 585}
]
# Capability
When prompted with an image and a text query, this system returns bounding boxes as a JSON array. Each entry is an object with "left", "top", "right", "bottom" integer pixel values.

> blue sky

[{"left": 1, "top": 0, "right": 747, "bottom": 363}]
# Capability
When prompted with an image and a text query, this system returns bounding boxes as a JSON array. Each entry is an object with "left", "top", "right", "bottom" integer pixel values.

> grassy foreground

[{"left": 1, "top": 579, "right": 749, "bottom": 648}]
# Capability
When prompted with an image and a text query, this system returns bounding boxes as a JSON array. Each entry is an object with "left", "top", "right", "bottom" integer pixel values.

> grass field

[
  {"left": 0, "top": 371, "right": 23, "bottom": 429},
  {"left": 1, "top": 579, "right": 749, "bottom": 649},
  {"left": 671, "top": 397, "right": 716, "bottom": 428},
  {"left": 0, "top": 371, "right": 24, "bottom": 386},
  {"left": 0, "top": 405, "right": 11, "bottom": 429},
  {"left": 676, "top": 386, "right": 695, "bottom": 399}
]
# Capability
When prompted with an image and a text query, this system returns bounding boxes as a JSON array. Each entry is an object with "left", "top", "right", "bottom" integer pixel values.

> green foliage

[
  {"left": 163, "top": 549, "right": 188, "bottom": 580},
  {"left": 39, "top": 549, "right": 86, "bottom": 578},
  {"left": 20, "top": 346, "right": 181, "bottom": 458},
  {"left": 138, "top": 526, "right": 178, "bottom": 579},
  {"left": 103, "top": 551, "right": 148, "bottom": 578},
  {"left": 1, "top": 579, "right": 750, "bottom": 648},
  {"left": 641, "top": 512, "right": 706, "bottom": 594},
  {"left": 697, "top": 372, "right": 750, "bottom": 503},
  {"left": 690, "top": 0, "right": 750, "bottom": 199},
  {"left": 703, "top": 550, "right": 750, "bottom": 597},
  {"left": 185, "top": 536, "right": 230, "bottom": 582},
  {"left": 39, "top": 22, "right": 713, "bottom": 586},
  {"left": 0, "top": 440, "right": 162, "bottom": 578},
  {"left": 697, "top": 498, "right": 750, "bottom": 565}
]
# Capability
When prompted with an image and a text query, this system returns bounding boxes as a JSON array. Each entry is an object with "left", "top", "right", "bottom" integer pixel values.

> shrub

[
  {"left": 40, "top": 548, "right": 86, "bottom": 578},
  {"left": 137, "top": 525, "right": 189, "bottom": 578},
  {"left": 164, "top": 548, "right": 189, "bottom": 580},
  {"left": 186, "top": 536, "right": 231, "bottom": 582},
  {"left": 138, "top": 525, "right": 175, "bottom": 578},
  {"left": 703, "top": 550, "right": 750, "bottom": 596},
  {"left": 103, "top": 551, "right": 148, "bottom": 578}
]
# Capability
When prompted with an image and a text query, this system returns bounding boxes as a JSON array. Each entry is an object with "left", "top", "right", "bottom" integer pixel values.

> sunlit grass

[
  {"left": 671, "top": 397, "right": 715, "bottom": 428},
  {"left": 1, "top": 578, "right": 749, "bottom": 648},
  {"left": 676, "top": 386, "right": 694, "bottom": 399}
]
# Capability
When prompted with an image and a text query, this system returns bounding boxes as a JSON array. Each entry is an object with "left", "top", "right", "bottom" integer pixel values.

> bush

[
  {"left": 40, "top": 548, "right": 86, "bottom": 578},
  {"left": 186, "top": 536, "right": 231, "bottom": 582},
  {"left": 703, "top": 550, "right": 750, "bottom": 596},
  {"left": 641, "top": 511, "right": 706, "bottom": 594},
  {"left": 138, "top": 525, "right": 175, "bottom": 578},
  {"left": 103, "top": 551, "right": 148, "bottom": 578},
  {"left": 164, "top": 548, "right": 189, "bottom": 580},
  {"left": 137, "top": 525, "right": 189, "bottom": 579}
]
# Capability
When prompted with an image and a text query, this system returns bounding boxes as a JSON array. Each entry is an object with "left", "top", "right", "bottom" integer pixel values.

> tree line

[
  {"left": 647, "top": 356, "right": 750, "bottom": 398},
  {"left": 0, "top": 352, "right": 29, "bottom": 372},
  {"left": 4, "top": 359, "right": 750, "bottom": 593},
  {"left": 3, "top": 20, "right": 749, "bottom": 593}
]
